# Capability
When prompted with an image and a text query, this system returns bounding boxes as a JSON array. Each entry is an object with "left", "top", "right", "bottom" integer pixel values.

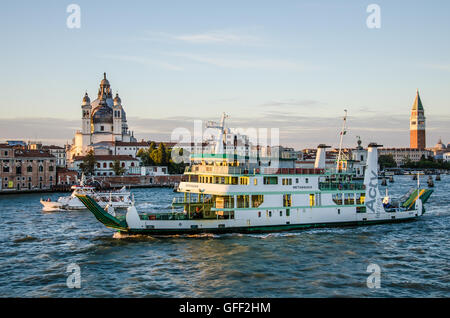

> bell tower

[
  {"left": 81, "top": 92, "right": 92, "bottom": 135},
  {"left": 410, "top": 90, "right": 426, "bottom": 149},
  {"left": 113, "top": 93, "right": 123, "bottom": 140}
]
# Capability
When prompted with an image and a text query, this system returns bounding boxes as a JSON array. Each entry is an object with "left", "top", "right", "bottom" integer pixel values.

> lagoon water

[{"left": 0, "top": 175, "right": 449, "bottom": 297}]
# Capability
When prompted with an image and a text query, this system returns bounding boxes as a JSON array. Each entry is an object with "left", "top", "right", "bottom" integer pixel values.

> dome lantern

[
  {"left": 113, "top": 92, "right": 122, "bottom": 106},
  {"left": 82, "top": 92, "right": 91, "bottom": 106}
]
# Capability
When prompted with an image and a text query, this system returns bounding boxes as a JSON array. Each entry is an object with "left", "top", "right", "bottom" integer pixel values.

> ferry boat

[
  {"left": 41, "top": 184, "right": 133, "bottom": 211},
  {"left": 75, "top": 116, "right": 433, "bottom": 235}
]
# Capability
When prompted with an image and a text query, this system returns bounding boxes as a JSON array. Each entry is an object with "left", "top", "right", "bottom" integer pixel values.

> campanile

[{"left": 410, "top": 90, "right": 426, "bottom": 149}]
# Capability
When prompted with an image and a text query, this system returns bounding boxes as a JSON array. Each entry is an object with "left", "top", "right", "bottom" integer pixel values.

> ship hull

[{"left": 120, "top": 216, "right": 419, "bottom": 236}]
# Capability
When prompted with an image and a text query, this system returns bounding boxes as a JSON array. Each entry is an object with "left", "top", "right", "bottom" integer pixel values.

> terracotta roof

[
  {"left": 115, "top": 141, "right": 151, "bottom": 147},
  {"left": 73, "top": 155, "right": 139, "bottom": 161},
  {"left": 56, "top": 167, "right": 78, "bottom": 173},
  {"left": 42, "top": 145, "right": 64, "bottom": 150}
]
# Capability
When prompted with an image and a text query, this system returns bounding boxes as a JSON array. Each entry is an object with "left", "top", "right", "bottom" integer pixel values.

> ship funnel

[
  {"left": 314, "top": 144, "right": 329, "bottom": 169},
  {"left": 363, "top": 143, "right": 384, "bottom": 214}
]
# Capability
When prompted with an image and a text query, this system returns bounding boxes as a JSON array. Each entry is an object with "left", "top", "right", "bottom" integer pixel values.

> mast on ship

[
  {"left": 206, "top": 112, "right": 229, "bottom": 154},
  {"left": 336, "top": 109, "right": 348, "bottom": 172}
]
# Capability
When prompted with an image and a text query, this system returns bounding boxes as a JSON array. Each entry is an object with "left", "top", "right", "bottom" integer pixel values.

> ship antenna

[{"left": 336, "top": 109, "right": 348, "bottom": 172}]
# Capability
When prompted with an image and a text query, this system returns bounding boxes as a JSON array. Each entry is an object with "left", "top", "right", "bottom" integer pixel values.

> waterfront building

[
  {"left": 42, "top": 145, "right": 66, "bottom": 167},
  {"left": 70, "top": 155, "right": 140, "bottom": 176},
  {"left": 410, "top": 90, "right": 426, "bottom": 149},
  {"left": 56, "top": 167, "right": 78, "bottom": 185},
  {"left": 66, "top": 73, "right": 136, "bottom": 164},
  {"left": 0, "top": 144, "right": 57, "bottom": 192},
  {"left": 140, "top": 166, "right": 169, "bottom": 176},
  {"left": 443, "top": 152, "right": 450, "bottom": 162},
  {"left": 378, "top": 148, "right": 433, "bottom": 166},
  {"left": 429, "top": 138, "right": 448, "bottom": 160}
]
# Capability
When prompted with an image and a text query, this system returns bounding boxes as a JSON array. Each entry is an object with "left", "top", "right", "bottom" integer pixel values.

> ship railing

[
  {"left": 319, "top": 182, "right": 365, "bottom": 191},
  {"left": 185, "top": 165, "right": 325, "bottom": 175},
  {"left": 140, "top": 212, "right": 188, "bottom": 221},
  {"left": 263, "top": 168, "right": 325, "bottom": 175},
  {"left": 172, "top": 197, "right": 213, "bottom": 205}
]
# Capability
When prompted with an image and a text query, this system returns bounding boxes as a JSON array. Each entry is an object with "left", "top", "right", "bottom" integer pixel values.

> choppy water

[{"left": 0, "top": 175, "right": 449, "bottom": 297}]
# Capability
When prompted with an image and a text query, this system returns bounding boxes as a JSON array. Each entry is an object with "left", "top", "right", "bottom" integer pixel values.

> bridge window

[{"left": 251, "top": 195, "right": 264, "bottom": 208}]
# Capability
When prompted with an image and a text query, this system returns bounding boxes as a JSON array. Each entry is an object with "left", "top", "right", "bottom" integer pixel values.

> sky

[{"left": 0, "top": 0, "right": 449, "bottom": 149}]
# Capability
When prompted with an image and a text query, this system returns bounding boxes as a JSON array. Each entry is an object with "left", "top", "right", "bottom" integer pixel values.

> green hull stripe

[{"left": 121, "top": 217, "right": 418, "bottom": 236}]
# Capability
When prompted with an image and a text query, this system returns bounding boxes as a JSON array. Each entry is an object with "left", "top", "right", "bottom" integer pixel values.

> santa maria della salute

[{"left": 67, "top": 73, "right": 137, "bottom": 161}]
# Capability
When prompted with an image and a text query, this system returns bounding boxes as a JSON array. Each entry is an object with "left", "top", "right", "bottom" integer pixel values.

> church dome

[
  {"left": 434, "top": 139, "right": 446, "bottom": 150},
  {"left": 92, "top": 105, "right": 113, "bottom": 124}
]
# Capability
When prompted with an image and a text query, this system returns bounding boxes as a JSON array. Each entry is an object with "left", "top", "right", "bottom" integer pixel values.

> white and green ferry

[{"left": 76, "top": 142, "right": 433, "bottom": 235}]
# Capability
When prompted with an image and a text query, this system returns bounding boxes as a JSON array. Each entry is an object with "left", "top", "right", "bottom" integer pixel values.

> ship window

[
  {"left": 251, "top": 195, "right": 264, "bottom": 208},
  {"left": 263, "top": 176, "right": 278, "bottom": 185},
  {"left": 286, "top": 209, "right": 290, "bottom": 217},
  {"left": 268, "top": 211, "right": 272, "bottom": 217},
  {"left": 283, "top": 194, "right": 292, "bottom": 207},
  {"left": 305, "top": 178, "right": 309, "bottom": 184},
  {"left": 239, "top": 177, "right": 249, "bottom": 185},
  {"left": 296, "top": 178, "right": 299, "bottom": 184},
  {"left": 332, "top": 193, "right": 343, "bottom": 205},
  {"left": 236, "top": 195, "right": 250, "bottom": 208},
  {"left": 338, "top": 209, "right": 341, "bottom": 214},
  {"left": 280, "top": 211, "right": 282, "bottom": 217},
  {"left": 258, "top": 211, "right": 261, "bottom": 217},
  {"left": 344, "top": 193, "right": 354, "bottom": 205},
  {"left": 309, "top": 194, "right": 315, "bottom": 207}
]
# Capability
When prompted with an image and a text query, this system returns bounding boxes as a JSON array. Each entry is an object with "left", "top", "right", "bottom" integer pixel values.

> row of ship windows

[
  {"left": 258, "top": 210, "right": 291, "bottom": 218},
  {"left": 197, "top": 176, "right": 309, "bottom": 186}
]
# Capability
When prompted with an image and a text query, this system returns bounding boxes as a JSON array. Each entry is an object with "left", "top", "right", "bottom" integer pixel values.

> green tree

[
  {"left": 112, "top": 160, "right": 125, "bottom": 176},
  {"left": 150, "top": 148, "right": 162, "bottom": 165},
  {"left": 378, "top": 154, "right": 397, "bottom": 170},
  {"left": 158, "top": 142, "right": 168, "bottom": 165},
  {"left": 79, "top": 150, "right": 97, "bottom": 176},
  {"left": 137, "top": 147, "right": 154, "bottom": 166}
]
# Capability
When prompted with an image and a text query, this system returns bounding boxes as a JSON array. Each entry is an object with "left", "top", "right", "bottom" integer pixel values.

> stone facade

[{"left": 0, "top": 144, "right": 57, "bottom": 192}]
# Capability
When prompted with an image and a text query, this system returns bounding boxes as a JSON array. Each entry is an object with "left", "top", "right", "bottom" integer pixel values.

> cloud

[
  {"left": 99, "top": 54, "right": 183, "bottom": 71},
  {"left": 140, "top": 29, "right": 262, "bottom": 45},
  {"left": 0, "top": 118, "right": 78, "bottom": 145},
  {"left": 169, "top": 52, "right": 308, "bottom": 71},
  {"left": 173, "top": 30, "right": 260, "bottom": 44},
  {"left": 424, "top": 63, "right": 450, "bottom": 72},
  {"left": 2, "top": 113, "right": 449, "bottom": 149},
  {"left": 259, "top": 99, "right": 323, "bottom": 108}
]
